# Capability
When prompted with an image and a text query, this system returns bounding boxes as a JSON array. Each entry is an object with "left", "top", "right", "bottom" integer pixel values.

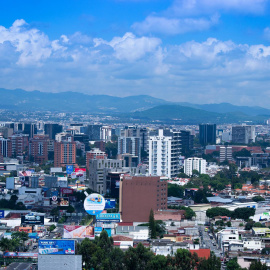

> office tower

[
  {"left": 119, "top": 176, "right": 167, "bottom": 222},
  {"left": 0, "top": 127, "right": 13, "bottom": 139},
  {"left": 220, "top": 146, "right": 233, "bottom": 162},
  {"left": 23, "top": 123, "right": 37, "bottom": 139},
  {"left": 44, "top": 123, "right": 63, "bottom": 140},
  {"left": 120, "top": 126, "right": 149, "bottom": 152},
  {"left": 29, "top": 135, "right": 49, "bottom": 164},
  {"left": 148, "top": 129, "right": 181, "bottom": 178},
  {"left": 180, "top": 130, "right": 194, "bottom": 156},
  {"left": 88, "top": 159, "right": 124, "bottom": 194},
  {"left": 54, "top": 139, "right": 76, "bottom": 167},
  {"left": 184, "top": 157, "right": 206, "bottom": 176},
  {"left": 9, "top": 134, "right": 29, "bottom": 157},
  {"left": 86, "top": 148, "right": 107, "bottom": 171},
  {"left": 83, "top": 125, "right": 102, "bottom": 141},
  {"left": 199, "top": 124, "right": 216, "bottom": 146},
  {"left": 100, "top": 126, "right": 115, "bottom": 142},
  {"left": 232, "top": 125, "right": 255, "bottom": 144},
  {"left": 0, "top": 137, "right": 12, "bottom": 158},
  {"left": 118, "top": 137, "right": 141, "bottom": 163}
]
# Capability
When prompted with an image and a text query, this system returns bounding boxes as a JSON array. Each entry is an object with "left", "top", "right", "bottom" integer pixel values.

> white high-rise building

[
  {"left": 184, "top": 157, "right": 206, "bottom": 176},
  {"left": 149, "top": 129, "right": 181, "bottom": 178}
]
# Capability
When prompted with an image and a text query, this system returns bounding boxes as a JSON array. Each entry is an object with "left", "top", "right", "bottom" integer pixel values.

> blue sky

[{"left": 1, "top": 0, "right": 270, "bottom": 107}]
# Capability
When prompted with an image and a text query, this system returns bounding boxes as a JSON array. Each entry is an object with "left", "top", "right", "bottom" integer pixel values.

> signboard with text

[
  {"left": 38, "top": 240, "right": 75, "bottom": 255},
  {"left": 96, "top": 213, "right": 120, "bottom": 222}
]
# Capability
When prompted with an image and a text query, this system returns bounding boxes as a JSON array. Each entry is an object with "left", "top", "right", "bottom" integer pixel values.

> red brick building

[
  {"left": 54, "top": 140, "right": 76, "bottom": 167},
  {"left": 86, "top": 148, "right": 107, "bottom": 170},
  {"left": 119, "top": 176, "right": 167, "bottom": 222},
  {"left": 29, "top": 135, "right": 49, "bottom": 164}
]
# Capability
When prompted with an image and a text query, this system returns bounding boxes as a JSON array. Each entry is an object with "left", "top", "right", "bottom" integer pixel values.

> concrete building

[
  {"left": 54, "top": 139, "right": 76, "bottom": 167},
  {"left": 119, "top": 176, "right": 167, "bottom": 222},
  {"left": 9, "top": 133, "right": 29, "bottom": 157},
  {"left": 89, "top": 159, "right": 125, "bottom": 194},
  {"left": 86, "top": 148, "right": 107, "bottom": 171},
  {"left": 149, "top": 129, "right": 181, "bottom": 178},
  {"left": 44, "top": 123, "right": 62, "bottom": 140},
  {"left": 0, "top": 137, "right": 12, "bottom": 158},
  {"left": 118, "top": 137, "right": 141, "bottom": 163},
  {"left": 180, "top": 130, "right": 194, "bottom": 156},
  {"left": 100, "top": 126, "right": 114, "bottom": 143},
  {"left": 29, "top": 135, "right": 49, "bottom": 164},
  {"left": 232, "top": 125, "right": 255, "bottom": 144},
  {"left": 220, "top": 146, "right": 233, "bottom": 162},
  {"left": 184, "top": 158, "right": 206, "bottom": 176},
  {"left": 199, "top": 124, "right": 216, "bottom": 146},
  {"left": 38, "top": 255, "right": 82, "bottom": 270}
]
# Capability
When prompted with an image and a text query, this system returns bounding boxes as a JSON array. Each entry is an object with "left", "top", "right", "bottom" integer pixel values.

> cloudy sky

[{"left": 1, "top": 0, "right": 270, "bottom": 107}]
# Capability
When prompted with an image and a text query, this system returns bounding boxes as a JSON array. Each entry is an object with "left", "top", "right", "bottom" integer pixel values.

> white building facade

[
  {"left": 184, "top": 157, "right": 206, "bottom": 176},
  {"left": 148, "top": 129, "right": 181, "bottom": 178}
]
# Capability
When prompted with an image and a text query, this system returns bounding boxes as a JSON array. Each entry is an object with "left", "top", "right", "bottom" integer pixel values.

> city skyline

[{"left": 1, "top": 0, "right": 270, "bottom": 107}]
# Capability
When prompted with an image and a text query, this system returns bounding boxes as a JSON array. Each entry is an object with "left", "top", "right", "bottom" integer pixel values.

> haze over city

[{"left": 1, "top": 0, "right": 270, "bottom": 107}]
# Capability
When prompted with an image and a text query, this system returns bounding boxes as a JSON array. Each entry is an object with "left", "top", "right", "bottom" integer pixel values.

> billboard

[
  {"left": 39, "top": 240, "right": 75, "bottom": 255},
  {"left": 0, "top": 210, "right": 4, "bottom": 218},
  {"left": 105, "top": 199, "right": 116, "bottom": 209},
  {"left": 66, "top": 165, "right": 74, "bottom": 174},
  {"left": 21, "top": 214, "right": 44, "bottom": 225},
  {"left": 19, "top": 171, "right": 32, "bottom": 177},
  {"left": 3, "top": 252, "right": 38, "bottom": 258},
  {"left": 58, "top": 177, "right": 68, "bottom": 188},
  {"left": 50, "top": 197, "right": 69, "bottom": 207},
  {"left": 63, "top": 225, "right": 94, "bottom": 239},
  {"left": 50, "top": 167, "right": 62, "bottom": 174},
  {"left": 75, "top": 168, "right": 86, "bottom": 181},
  {"left": 96, "top": 213, "right": 120, "bottom": 222},
  {"left": 94, "top": 227, "right": 103, "bottom": 236},
  {"left": 84, "top": 193, "right": 105, "bottom": 215},
  {"left": 61, "top": 188, "right": 74, "bottom": 195},
  {"left": 104, "top": 228, "right": 111, "bottom": 237}
]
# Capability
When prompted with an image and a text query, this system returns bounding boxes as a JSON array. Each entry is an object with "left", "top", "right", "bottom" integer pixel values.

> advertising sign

[
  {"left": 50, "top": 197, "right": 69, "bottom": 207},
  {"left": 75, "top": 168, "right": 86, "bottom": 181},
  {"left": 19, "top": 171, "right": 32, "bottom": 177},
  {"left": 94, "top": 227, "right": 103, "bottom": 236},
  {"left": 96, "top": 213, "right": 120, "bottom": 222},
  {"left": 61, "top": 188, "right": 74, "bottom": 195},
  {"left": 105, "top": 199, "right": 116, "bottom": 209},
  {"left": 63, "top": 225, "right": 94, "bottom": 239},
  {"left": 38, "top": 240, "right": 75, "bottom": 255},
  {"left": 21, "top": 214, "right": 44, "bottom": 225},
  {"left": 104, "top": 228, "right": 111, "bottom": 237},
  {"left": 3, "top": 252, "right": 38, "bottom": 258},
  {"left": 84, "top": 193, "right": 105, "bottom": 215},
  {"left": 66, "top": 165, "right": 74, "bottom": 174},
  {"left": 0, "top": 210, "right": 4, "bottom": 218}
]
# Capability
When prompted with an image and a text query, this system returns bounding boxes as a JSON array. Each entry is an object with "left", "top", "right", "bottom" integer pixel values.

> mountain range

[{"left": 0, "top": 88, "right": 269, "bottom": 124}]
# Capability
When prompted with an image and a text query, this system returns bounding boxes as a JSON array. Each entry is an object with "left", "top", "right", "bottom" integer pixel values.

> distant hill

[
  {"left": 0, "top": 88, "right": 270, "bottom": 124},
  {"left": 131, "top": 105, "right": 268, "bottom": 124},
  {"left": 0, "top": 88, "right": 170, "bottom": 113}
]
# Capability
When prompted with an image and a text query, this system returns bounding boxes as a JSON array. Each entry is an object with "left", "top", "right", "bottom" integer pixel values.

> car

[{"left": 33, "top": 246, "right": 37, "bottom": 249}]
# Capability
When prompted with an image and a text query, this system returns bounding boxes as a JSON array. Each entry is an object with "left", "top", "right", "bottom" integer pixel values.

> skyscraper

[
  {"left": 44, "top": 123, "right": 63, "bottom": 140},
  {"left": 199, "top": 124, "right": 216, "bottom": 146},
  {"left": 184, "top": 157, "right": 206, "bottom": 176},
  {"left": 148, "top": 129, "right": 181, "bottom": 178},
  {"left": 232, "top": 125, "right": 255, "bottom": 144}
]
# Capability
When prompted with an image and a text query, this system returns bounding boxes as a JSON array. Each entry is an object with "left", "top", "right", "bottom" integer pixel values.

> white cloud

[
  {"left": 169, "top": 0, "right": 268, "bottom": 16},
  {"left": 3, "top": 20, "right": 270, "bottom": 107},
  {"left": 0, "top": 19, "right": 63, "bottom": 66},
  {"left": 132, "top": 14, "right": 219, "bottom": 35},
  {"left": 94, "top": 32, "right": 161, "bottom": 61}
]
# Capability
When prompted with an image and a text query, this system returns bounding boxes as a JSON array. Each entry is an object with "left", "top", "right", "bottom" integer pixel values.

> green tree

[
  {"left": 49, "top": 224, "right": 56, "bottom": 232},
  {"left": 66, "top": 205, "right": 75, "bottom": 213},
  {"left": 149, "top": 209, "right": 157, "bottom": 239},
  {"left": 226, "top": 258, "right": 242, "bottom": 270},
  {"left": 197, "top": 252, "right": 221, "bottom": 270},
  {"left": 249, "top": 260, "right": 267, "bottom": 270},
  {"left": 206, "top": 207, "right": 232, "bottom": 218},
  {"left": 168, "top": 184, "right": 184, "bottom": 198},
  {"left": 194, "top": 189, "right": 209, "bottom": 204},
  {"left": 174, "top": 249, "right": 198, "bottom": 270},
  {"left": 252, "top": 196, "right": 265, "bottom": 202},
  {"left": 232, "top": 207, "right": 255, "bottom": 220}
]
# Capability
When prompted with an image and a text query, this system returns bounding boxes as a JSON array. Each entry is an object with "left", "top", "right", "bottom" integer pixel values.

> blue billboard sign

[
  {"left": 66, "top": 165, "right": 74, "bottom": 175},
  {"left": 95, "top": 227, "right": 103, "bottom": 236},
  {"left": 105, "top": 199, "right": 116, "bottom": 209},
  {"left": 38, "top": 240, "right": 75, "bottom": 255},
  {"left": 0, "top": 210, "right": 5, "bottom": 219},
  {"left": 104, "top": 228, "right": 111, "bottom": 237},
  {"left": 96, "top": 213, "right": 120, "bottom": 222}
]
